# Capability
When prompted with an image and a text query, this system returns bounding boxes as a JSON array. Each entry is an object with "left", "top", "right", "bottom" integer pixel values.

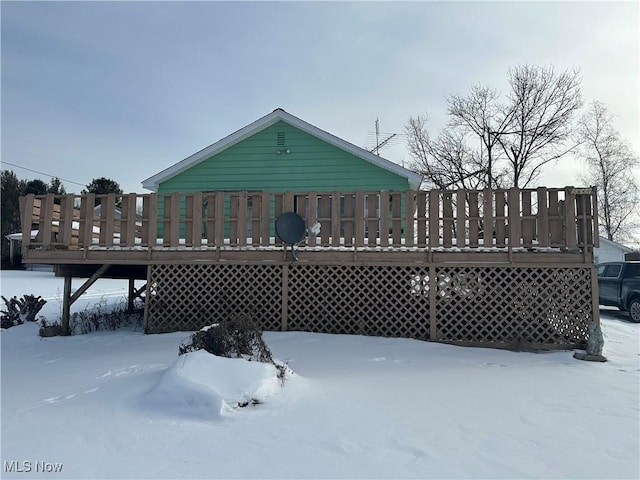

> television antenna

[{"left": 368, "top": 118, "right": 399, "bottom": 155}]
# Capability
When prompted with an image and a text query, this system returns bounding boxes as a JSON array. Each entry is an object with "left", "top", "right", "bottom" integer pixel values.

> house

[
  {"left": 17, "top": 109, "right": 601, "bottom": 351},
  {"left": 594, "top": 236, "right": 634, "bottom": 264},
  {"left": 142, "top": 108, "right": 422, "bottom": 194},
  {"left": 5, "top": 231, "right": 41, "bottom": 269}
]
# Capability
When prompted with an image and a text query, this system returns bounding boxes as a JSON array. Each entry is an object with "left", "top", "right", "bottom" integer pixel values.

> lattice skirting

[
  {"left": 287, "top": 265, "right": 431, "bottom": 339},
  {"left": 144, "top": 264, "right": 593, "bottom": 349},
  {"left": 145, "top": 264, "right": 283, "bottom": 333},
  {"left": 432, "top": 266, "right": 591, "bottom": 348}
]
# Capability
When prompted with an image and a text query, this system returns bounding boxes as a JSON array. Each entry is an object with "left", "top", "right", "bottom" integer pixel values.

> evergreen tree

[
  {"left": 82, "top": 177, "right": 123, "bottom": 196},
  {"left": 1, "top": 171, "right": 26, "bottom": 267},
  {"left": 83, "top": 177, "right": 123, "bottom": 207},
  {"left": 48, "top": 177, "right": 67, "bottom": 195},
  {"left": 23, "top": 179, "right": 48, "bottom": 195}
]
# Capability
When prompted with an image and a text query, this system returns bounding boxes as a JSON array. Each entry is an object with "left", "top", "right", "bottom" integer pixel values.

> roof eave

[
  {"left": 141, "top": 108, "right": 422, "bottom": 191},
  {"left": 141, "top": 111, "right": 284, "bottom": 191}
]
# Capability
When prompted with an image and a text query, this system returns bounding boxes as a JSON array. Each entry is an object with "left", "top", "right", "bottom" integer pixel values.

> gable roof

[
  {"left": 142, "top": 108, "right": 422, "bottom": 191},
  {"left": 596, "top": 236, "right": 634, "bottom": 253}
]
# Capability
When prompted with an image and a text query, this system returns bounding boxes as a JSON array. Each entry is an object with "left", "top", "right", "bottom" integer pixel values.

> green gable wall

[{"left": 156, "top": 121, "right": 410, "bottom": 194}]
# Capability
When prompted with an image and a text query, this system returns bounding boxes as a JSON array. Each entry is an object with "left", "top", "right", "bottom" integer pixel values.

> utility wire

[{"left": 1, "top": 161, "right": 87, "bottom": 187}]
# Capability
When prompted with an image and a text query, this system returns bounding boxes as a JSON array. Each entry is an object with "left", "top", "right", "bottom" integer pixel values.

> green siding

[{"left": 157, "top": 121, "right": 409, "bottom": 194}]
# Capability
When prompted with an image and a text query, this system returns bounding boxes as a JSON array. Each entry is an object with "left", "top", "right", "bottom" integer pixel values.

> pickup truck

[{"left": 597, "top": 261, "right": 640, "bottom": 322}]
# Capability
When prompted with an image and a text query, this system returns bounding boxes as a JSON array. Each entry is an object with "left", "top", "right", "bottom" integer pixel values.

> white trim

[
  {"left": 142, "top": 108, "right": 422, "bottom": 191},
  {"left": 596, "top": 236, "right": 634, "bottom": 253},
  {"left": 6, "top": 231, "right": 37, "bottom": 241}
]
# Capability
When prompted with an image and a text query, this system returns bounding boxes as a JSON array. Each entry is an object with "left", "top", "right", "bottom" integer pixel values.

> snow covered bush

[
  {"left": 179, "top": 314, "right": 272, "bottom": 360},
  {"left": 179, "top": 314, "right": 290, "bottom": 385},
  {"left": 1, "top": 294, "right": 47, "bottom": 329}
]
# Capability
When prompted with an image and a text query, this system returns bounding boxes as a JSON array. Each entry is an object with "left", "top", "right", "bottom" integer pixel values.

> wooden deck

[
  {"left": 20, "top": 187, "right": 598, "bottom": 266},
  {"left": 18, "top": 188, "right": 600, "bottom": 347}
]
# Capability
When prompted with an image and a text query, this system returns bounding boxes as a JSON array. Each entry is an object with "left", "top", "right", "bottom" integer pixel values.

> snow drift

[{"left": 137, "top": 350, "right": 291, "bottom": 421}]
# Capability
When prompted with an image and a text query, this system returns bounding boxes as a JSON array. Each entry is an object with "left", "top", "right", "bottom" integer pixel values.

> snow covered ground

[{"left": 1, "top": 269, "right": 639, "bottom": 479}]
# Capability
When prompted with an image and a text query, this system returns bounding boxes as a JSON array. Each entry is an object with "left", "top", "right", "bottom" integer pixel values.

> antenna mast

[{"left": 370, "top": 118, "right": 397, "bottom": 155}]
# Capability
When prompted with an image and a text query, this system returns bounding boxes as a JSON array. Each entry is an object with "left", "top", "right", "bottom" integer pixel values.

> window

[
  {"left": 604, "top": 264, "right": 622, "bottom": 278},
  {"left": 626, "top": 264, "right": 640, "bottom": 278}
]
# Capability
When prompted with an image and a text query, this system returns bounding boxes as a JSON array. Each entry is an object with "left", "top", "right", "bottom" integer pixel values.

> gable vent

[{"left": 277, "top": 132, "right": 286, "bottom": 147}]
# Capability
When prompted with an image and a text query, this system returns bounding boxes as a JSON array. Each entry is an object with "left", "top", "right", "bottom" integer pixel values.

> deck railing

[{"left": 19, "top": 187, "right": 599, "bottom": 252}]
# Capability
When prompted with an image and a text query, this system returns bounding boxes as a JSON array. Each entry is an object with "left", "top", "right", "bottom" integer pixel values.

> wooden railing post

[
  {"left": 591, "top": 187, "right": 600, "bottom": 248},
  {"left": 169, "top": 193, "right": 181, "bottom": 247},
  {"left": 260, "top": 191, "right": 271, "bottom": 247},
  {"left": 428, "top": 190, "right": 440, "bottom": 249},
  {"left": 355, "top": 191, "right": 366, "bottom": 248},
  {"left": 390, "top": 192, "right": 403, "bottom": 246},
  {"left": 521, "top": 190, "right": 533, "bottom": 247},
  {"left": 237, "top": 191, "right": 248, "bottom": 246},
  {"left": 456, "top": 190, "right": 466, "bottom": 248},
  {"left": 214, "top": 192, "right": 225, "bottom": 247},
  {"left": 20, "top": 194, "right": 35, "bottom": 250},
  {"left": 343, "top": 193, "right": 354, "bottom": 247},
  {"left": 468, "top": 191, "right": 480, "bottom": 248},
  {"left": 508, "top": 187, "right": 521, "bottom": 249},
  {"left": 79, "top": 193, "right": 95, "bottom": 248},
  {"left": 59, "top": 194, "right": 75, "bottom": 247},
  {"left": 482, "top": 188, "right": 493, "bottom": 248},
  {"left": 442, "top": 191, "right": 453, "bottom": 248},
  {"left": 99, "top": 193, "right": 117, "bottom": 247},
  {"left": 331, "top": 191, "right": 341, "bottom": 247},
  {"left": 141, "top": 194, "right": 158, "bottom": 248},
  {"left": 379, "top": 191, "right": 390, "bottom": 248},
  {"left": 283, "top": 191, "right": 295, "bottom": 213},
  {"left": 404, "top": 190, "right": 415, "bottom": 248},
  {"left": 185, "top": 192, "right": 203, "bottom": 247},
  {"left": 39, "top": 194, "right": 55, "bottom": 247},
  {"left": 564, "top": 187, "right": 577, "bottom": 249},
  {"left": 306, "top": 192, "right": 318, "bottom": 247},
  {"left": 120, "top": 193, "right": 139, "bottom": 248},
  {"left": 548, "top": 190, "right": 562, "bottom": 247},
  {"left": 536, "top": 187, "right": 549, "bottom": 247},
  {"left": 229, "top": 193, "right": 239, "bottom": 246},
  {"left": 250, "top": 192, "right": 262, "bottom": 246},
  {"left": 416, "top": 191, "right": 427, "bottom": 247},
  {"left": 495, "top": 190, "right": 507, "bottom": 247}
]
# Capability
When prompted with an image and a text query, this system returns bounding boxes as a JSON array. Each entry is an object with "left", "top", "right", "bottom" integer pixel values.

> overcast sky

[{"left": 2, "top": 1, "right": 638, "bottom": 195}]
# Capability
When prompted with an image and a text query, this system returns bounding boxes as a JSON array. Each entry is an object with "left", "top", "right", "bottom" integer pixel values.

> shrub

[
  {"left": 179, "top": 314, "right": 290, "bottom": 384},
  {"left": 39, "top": 318, "right": 64, "bottom": 337},
  {"left": 179, "top": 314, "right": 273, "bottom": 361},
  {"left": 70, "top": 297, "right": 143, "bottom": 335},
  {"left": 1, "top": 294, "right": 47, "bottom": 329}
]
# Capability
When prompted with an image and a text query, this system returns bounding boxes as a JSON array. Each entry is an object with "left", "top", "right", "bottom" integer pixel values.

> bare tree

[
  {"left": 499, "top": 66, "right": 582, "bottom": 187},
  {"left": 447, "top": 85, "right": 513, "bottom": 188},
  {"left": 407, "top": 65, "right": 583, "bottom": 189},
  {"left": 405, "top": 114, "right": 489, "bottom": 190},
  {"left": 576, "top": 101, "right": 639, "bottom": 242}
]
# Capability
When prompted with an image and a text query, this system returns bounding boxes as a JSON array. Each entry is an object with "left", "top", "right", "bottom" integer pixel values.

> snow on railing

[{"left": 19, "top": 187, "right": 599, "bottom": 252}]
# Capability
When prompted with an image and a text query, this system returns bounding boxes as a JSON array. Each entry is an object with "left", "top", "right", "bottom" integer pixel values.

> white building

[{"left": 594, "top": 236, "right": 635, "bottom": 264}]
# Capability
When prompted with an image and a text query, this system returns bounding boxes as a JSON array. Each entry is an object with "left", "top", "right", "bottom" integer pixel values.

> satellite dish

[
  {"left": 275, "top": 212, "right": 306, "bottom": 244},
  {"left": 275, "top": 212, "right": 306, "bottom": 261}
]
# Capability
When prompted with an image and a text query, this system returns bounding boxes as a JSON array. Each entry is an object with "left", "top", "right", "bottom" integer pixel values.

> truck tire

[{"left": 629, "top": 298, "right": 640, "bottom": 323}]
